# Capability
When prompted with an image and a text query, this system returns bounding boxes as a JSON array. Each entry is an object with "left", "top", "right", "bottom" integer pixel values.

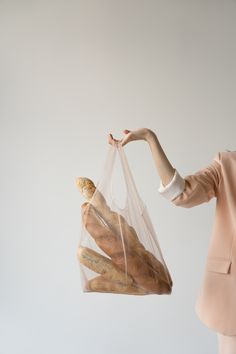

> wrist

[{"left": 145, "top": 129, "right": 157, "bottom": 143}]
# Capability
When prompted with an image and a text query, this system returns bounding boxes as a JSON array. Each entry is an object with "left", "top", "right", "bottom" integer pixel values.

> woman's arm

[
  {"left": 108, "top": 128, "right": 222, "bottom": 208},
  {"left": 146, "top": 131, "right": 188, "bottom": 201},
  {"left": 145, "top": 129, "right": 176, "bottom": 187},
  {"left": 109, "top": 128, "right": 175, "bottom": 186},
  {"left": 109, "top": 128, "right": 185, "bottom": 201}
]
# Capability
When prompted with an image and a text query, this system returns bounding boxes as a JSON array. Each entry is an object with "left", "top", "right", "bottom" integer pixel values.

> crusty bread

[
  {"left": 77, "top": 178, "right": 141, "bottom": 247},
  {"left": 77, "top": 178, "right": 171, "bottom": 285},
  {"left": 81, "top": 202, "right": 171, "bottom": 294},
  {"left": 78, "top": 246, "right": 134, "bottom": 285},
  {"left": 77, "top": 177, "right": 96, "bottom": 200},
  {"left": 87, "top": 275, "right": 148, "bottom": 295},
  {"left": 77, "top": 177, "right": 172, "bottom": 294}
]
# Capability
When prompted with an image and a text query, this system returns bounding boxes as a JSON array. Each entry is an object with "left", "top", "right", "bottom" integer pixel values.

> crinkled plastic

[{"left": 76, "top": 142, "right": 173, "bottom": 295}]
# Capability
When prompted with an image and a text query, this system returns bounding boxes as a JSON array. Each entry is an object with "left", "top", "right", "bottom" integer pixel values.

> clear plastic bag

[{"left": 76, "top": 142, "right": 173, "bottom": 295}]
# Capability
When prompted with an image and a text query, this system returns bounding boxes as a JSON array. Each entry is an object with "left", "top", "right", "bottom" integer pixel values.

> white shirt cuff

[{"left": 158, "top": 169, "right": 186, "bottom": 201}]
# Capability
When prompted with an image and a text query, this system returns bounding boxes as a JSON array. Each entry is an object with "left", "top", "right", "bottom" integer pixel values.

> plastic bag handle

[{"left": 99, "top": 142, "right": 145, "bottom": 213}]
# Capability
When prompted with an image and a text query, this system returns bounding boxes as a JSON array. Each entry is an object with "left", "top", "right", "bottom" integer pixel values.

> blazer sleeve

[
  {"left": 158, "top": 169, "right": 186, "bottom": 201},
  {"left": 161, "top": 152, "right": 222, "bottom": 208}
]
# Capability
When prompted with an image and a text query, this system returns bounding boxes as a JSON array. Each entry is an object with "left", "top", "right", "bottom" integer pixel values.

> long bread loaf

[
  {"left": 81, "top": 202, "right": 170, "bottom": 294},
  {"left": 77, "top": 177, "right": 172, "bottom": 292},
  {"left": 87, "top": 275, "right": 148, "bottom": 295},
  {"left": 78, "top": 246, "right": 134, "bottom": 285}
]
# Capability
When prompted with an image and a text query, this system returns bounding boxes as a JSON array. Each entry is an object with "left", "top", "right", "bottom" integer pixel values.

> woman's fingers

[
  {"left": 109, "top": 128, "right": 152, "bottom": 146},
  {"left": 108, "top": 130, "right": 133, "bottom": 146},
  {"left": 108, "top": 133, "right": 114, "bottom": 145},
  {"left": 121, "top": 130, "right": 133, "bottom": 146},
  {"left": 108, "top": 133, "right": 120, "bottom": 145}
]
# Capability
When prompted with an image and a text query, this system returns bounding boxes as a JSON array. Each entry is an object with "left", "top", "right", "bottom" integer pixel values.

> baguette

[
  {"left": 87, "top": 275, "right": 148, "bottom": 295},
  {"left": 77, "top": 178, "right": 140, "bottom": 246},
  {"left": 81, "top": 202, "right": 170, "bottom": 294},
  {"left": 77, "top": 177, "right": 172, "bottom": 292},
  {"left": 78, "top": 246, "right": 134, "bottom": 285}
]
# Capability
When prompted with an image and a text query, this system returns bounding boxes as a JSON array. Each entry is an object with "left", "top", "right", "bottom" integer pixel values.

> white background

[{"left": 1, "top": 1, "right": 236, "bottom": 353}]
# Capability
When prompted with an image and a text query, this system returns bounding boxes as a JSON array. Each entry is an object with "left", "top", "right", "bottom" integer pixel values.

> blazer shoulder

[
  {"left": 212, "top": 151, "right": 222, "bottom": 164},
  {"left": 214, "top": 150, "right": 232, "bottom": 159},
  {"left": 217, "top": 150, "right": 236, "bottom": 162},
  {"left": 213, "top": 151, "right": 236, "bottom": 174}
]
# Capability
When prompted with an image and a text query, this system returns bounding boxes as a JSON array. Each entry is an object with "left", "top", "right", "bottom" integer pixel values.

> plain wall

[{"left": 1, "top": 1, "right": 236, "bottom": 353}]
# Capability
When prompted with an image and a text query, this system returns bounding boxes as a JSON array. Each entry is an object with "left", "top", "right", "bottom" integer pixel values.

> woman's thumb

[
  {"left": 123, "top": 129, "right": 130, "bottom": 134},
  {"left": 121, "top": 131, "right": 132, "bottom": 146}
]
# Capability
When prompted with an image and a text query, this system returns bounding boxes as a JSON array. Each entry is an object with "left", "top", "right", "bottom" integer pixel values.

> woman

[{"left": 108, "top": 128, "right": 236, "bottom": 354}]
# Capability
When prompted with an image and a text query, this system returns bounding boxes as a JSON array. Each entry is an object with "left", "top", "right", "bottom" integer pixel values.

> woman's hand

[
  {"left": 108, "top": 128, "right": 155, "bottom": 147},
  {"left": 108, "top": 127, "right": 176, "bottom": 188}
]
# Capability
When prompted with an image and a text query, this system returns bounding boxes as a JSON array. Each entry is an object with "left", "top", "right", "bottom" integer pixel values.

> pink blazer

[{"left": 160, "top": 151, "right": 236, "bottom": 335}]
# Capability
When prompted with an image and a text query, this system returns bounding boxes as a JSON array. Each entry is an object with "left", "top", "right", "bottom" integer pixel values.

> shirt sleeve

[
  {"left": 158, "top": 169, "right": 186, "bottom": 201},
  {"left": 169, "top": 152, "right": 222, "bottom": 208}
]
